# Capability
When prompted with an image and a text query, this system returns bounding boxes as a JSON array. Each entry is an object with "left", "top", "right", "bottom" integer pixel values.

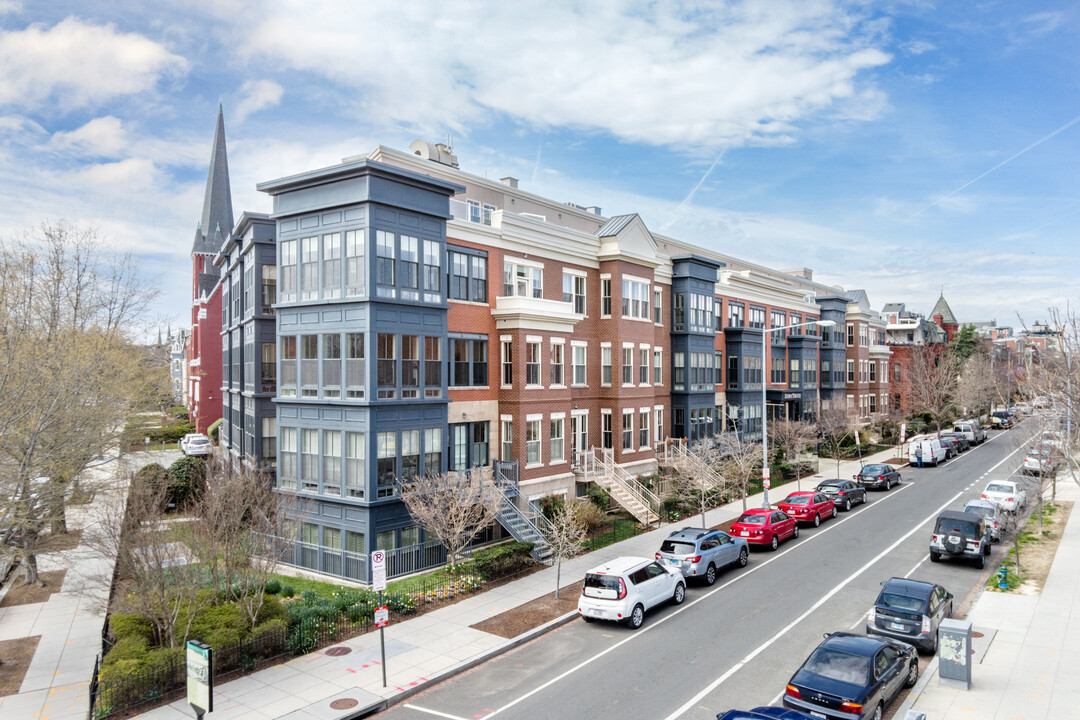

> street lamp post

[{"left": 760, "top": 319, "right": 836, "bottom": 508}]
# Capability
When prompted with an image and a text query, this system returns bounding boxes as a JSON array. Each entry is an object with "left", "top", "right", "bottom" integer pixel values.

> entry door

[{"left": 571, "top": 413, "right": 588, "bottom": 458}]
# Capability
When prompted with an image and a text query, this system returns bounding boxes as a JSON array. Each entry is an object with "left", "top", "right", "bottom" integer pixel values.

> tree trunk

[
  {"left": 50, "top": 505, "right": 68, "bottom": 535},
  {"left": 555, "top": 560, "right": 562, "bottom": 600},
  {"left": 15, "top": 552, "right": 41, "bottom": 587}
]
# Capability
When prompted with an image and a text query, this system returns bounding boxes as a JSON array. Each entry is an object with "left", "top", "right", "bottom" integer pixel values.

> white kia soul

[{"left": 578, "top": 556, "right": 685, "bottom": 629}]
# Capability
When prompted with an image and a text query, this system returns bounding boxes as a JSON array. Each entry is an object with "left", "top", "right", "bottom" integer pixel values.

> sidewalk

[
  {"left": 134, "top": 448, "right": 899, "bottom": 720},
  {"left": 899, "top": 473, "right": 1080, "bottom": 719}
]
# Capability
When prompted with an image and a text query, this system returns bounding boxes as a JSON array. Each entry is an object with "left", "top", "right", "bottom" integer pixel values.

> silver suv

[{"left": 655, "top": 527, "right": 748, "bottom": 585}]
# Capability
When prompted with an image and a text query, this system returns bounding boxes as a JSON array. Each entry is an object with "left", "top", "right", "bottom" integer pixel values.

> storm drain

[{"left": 324, "top": 646, "right": 352, "bottom": 656}]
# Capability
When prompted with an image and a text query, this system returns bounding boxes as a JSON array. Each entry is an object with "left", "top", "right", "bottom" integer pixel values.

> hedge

[{"left": 471, "top": 541, "right": 535, "bottom": 579}]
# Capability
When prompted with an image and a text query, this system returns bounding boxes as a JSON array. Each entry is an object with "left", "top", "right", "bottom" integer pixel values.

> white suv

[{"left": 579, "top": 556, "right": 685, "bottom": 629}]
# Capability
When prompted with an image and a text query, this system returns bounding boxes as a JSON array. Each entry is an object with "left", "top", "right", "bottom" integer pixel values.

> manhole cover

[
  {"left": 330, "top": 698, "right": 359, "bottom": 710},
  {"left": 324, "top": 646, "right": 352, "bottom": 657},
  {"left": 972, "top": 631, "right": 984, "bottom": 638}
]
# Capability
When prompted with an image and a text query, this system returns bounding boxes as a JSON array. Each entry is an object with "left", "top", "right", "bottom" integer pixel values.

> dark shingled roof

[
  {"left": 192, "top": 106, "right": 234, "bottom": 257},
  {"left": 930, "top": 294, "right": 958, "bottom": 325}
]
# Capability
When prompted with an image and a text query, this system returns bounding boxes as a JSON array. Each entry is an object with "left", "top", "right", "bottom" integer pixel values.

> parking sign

[{"left": 371, "top": 549, "right": 387, "bottom": 591}]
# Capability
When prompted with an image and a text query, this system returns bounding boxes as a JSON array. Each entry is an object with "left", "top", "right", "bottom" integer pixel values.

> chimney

[{"left": 500, "top": 177, "right": 518, "bottom": 189}]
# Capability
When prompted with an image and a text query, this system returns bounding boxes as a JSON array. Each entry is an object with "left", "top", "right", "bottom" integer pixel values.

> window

[
  {"left": 601, "top": 345, "right": 612, "bottom": 386},
  {"left": 378, "top": 334, "right": 396, "bottom": 398},
  {"left": 450, "top": 422, "right": 490, "bottom": 470},
  {"left": 300, "top": 429, "right": 318, "bottom": 492},
  {"left": 501, "top": 418, "right": 513, "bottom": 461},
  {"left": 346, "top": 333, "right": 365, "bottom": 399},
  {"left": 859, "top": 325, "right": 868, "bottom": 347},
  {"left": 345, "top": 432, "right": 364, "bottom": 498},
  {"left": 728, "top": 355, "right": 739, "bottom": 389},
  {"left": 563, "top": 273, "right": 585, "bottom": 314},
  {"left": 654, "top": 349, "right": 663, "bottom": 384},
  {"left": 673, "top": 352, "right": 685, "bottom": 391},
  {"left": 655, "top": 407, "right": 664, "bottom": 444},
  {"left": 690, "top": 294, "right": 713, "bottom": 332},
  {"left": 621, "top": 278, "right": 650, "bottom": 319},
  {"left": 602, "top": 411, "right": 613, "bottom": 449},
  {"left": 376, "top": 230, "right": 396, "bottom": 298},
  {"left": 262, "top": 342, "right": 276, "bottom": 393},
  {"left": 790, "top": 358, "right": 801, "bottom": 388},
  {"left": 526, "top": 341, "right": 541, "bottom": 386},
  {"left": 424, "top": 337, "right": 441, "bottom": 397},
  {"left": 261, "top": 264, "right": 276, "bottom": 312},
  {"left": 400, "top": 235, "right": 419, "bottom": 301},
  {"left": 550, "top": 341, "right": 564, "bottom": 386},
  {"left": 846, "top": 323, "right": 854, "bottom": 346},
  {"left": 377, "top": 432, "right": 396, "bottom": 496},
  {"left": 300, "top": 335, "right": 318, "bottom": 398},
  {"left": 772, "top": 357, "right": 785, "bottom": 384},
  {"left": 279, "top": 427, "right": 297, "bottom": 488},
  {"left": 280, "top": 239, "right": 297, "bottom": 303},
  {"left": 472, "top": 423, "right": 489, "bottom": 467},
  {"left": 503, "top": 260, "right": 542, "bottom": 298},
  {"left": 345, "top": 229, "right": 364, "bottom": 297},
  {"left": 280, "top": 336, "right": 297, "bottom": 397},
  {"left": 622, "top": 346, "right": 633, "bottom": 385},
  {"left": 467, "top": 199, "right": 495, "bottom": 225},
  {"left": 401, "top": 429, "right": 420, "bottom": 479},
  {"left": 639, "top": 348, "right": 649, "bottom": 384},
  {"left": 745, "top": 354, "right": 762, "bottom": 388},
  {"left": 601, "top": 277, "right": 612, "bottom": 316},
  {"left": 550, "top": 417, "right": 564, "bottom": 463},
  {"left": 299, "top": 236, "right": 318, "bottom": 301},
  {"left": 449, "top": 251, "right": 468, "bottom": 300},
  {"left": 501, "top": 339, "right": 513, "bottom": 386},
  {"left": 423, "top": 240, "right": 441, "bottom": 303},
  {"left": 322, "top": 233, "right": 341, "bottom": 299},
  {"left": 869, "top": 361, "right": 877, "bottom": 383},
  {"left": 243, "top": 265, "right": 253, "bottom": 316},
  {"left": 869, "top": 394, "right": 877, "bottom": 414},
  {"left": 526, "top": 418, "right": 541, "bottom": 465},
  {"left": 450, "top": 337, "right": 487, "bottom": 387},
  {"left": 424, "top": 428, "right": 442, "bottom": 474},
  {"left": 805, "top": 358, "right": 817, "bottom": 385},
  {"left": 728, "top": 302, "right": 744, "bottom": 328},
  {"left": 323, "top": 333, "right": 341, "bottom": 398},
  {"left": 323, "top": 431, "right": 341, "bottom": 496},
  {"left": 639, "top": 410, "right": 649, "bottom": 448},
  {"left": 654, "top": 289, "right": 663, "bottom": 324},
  {"left": 572, "top": 343, "right": 587, "bottom": 385},
  {"left": 622, "top": 411, "right": 633, "bottom": 450},
  {"left": 401, "top": 335, "right": 419, "bottom": 396},
  {"left": 893, "top": 393, "right": 901, "bottom": 410},
  {"left": 262, "top": 417, "right": 276, "bottom": 466},
  {"left": 846, "top": 359, "right": 855, "bottom": 383},
  {"left": 893, "top": 363, "right": 901, "bottom": 382},
  {"left": 821, "top": 359, "right": 830, "bottom": 385},
  {"left": 673, "top": 294, "right": 685, "bottom": 331},
  {"left": 748, "top": 306, "right": 765, "bottom": 329}
]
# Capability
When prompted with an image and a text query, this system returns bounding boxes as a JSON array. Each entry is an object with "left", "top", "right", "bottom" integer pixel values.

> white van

[
  {"left": 951, "top": 421, "right": 986, "bottom": 445},
  {"left": 908, "top": 438, "right": 947, "bottom": 467}
]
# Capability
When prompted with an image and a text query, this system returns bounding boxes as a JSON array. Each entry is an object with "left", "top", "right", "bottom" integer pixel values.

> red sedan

[
  {"left": 778, "top": 491, "right": 838, "bottom": 528},
  {"left": 729, "top": 508, "right": 799, "bottom": 551}
]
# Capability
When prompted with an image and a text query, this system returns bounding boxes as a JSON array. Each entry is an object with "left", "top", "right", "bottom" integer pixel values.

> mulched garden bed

[
  {"left": 470, "top": 580, "right": 583, "bottom": 638},
  {"left": 0, "top": 635, "right": 41, "bottom": 694},
  {"left": 0, "top": 569, "right": 67, "bottom": 607}
]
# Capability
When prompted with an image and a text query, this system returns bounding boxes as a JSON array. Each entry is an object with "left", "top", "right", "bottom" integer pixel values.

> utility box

[{"left": 938, "top": 618, "right": 973, "bottom": 689}]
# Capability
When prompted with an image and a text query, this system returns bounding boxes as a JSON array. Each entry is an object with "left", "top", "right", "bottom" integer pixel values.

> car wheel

[
  {"left": 947, "top": 602, "right": 953, "bottom": 618},
  {"left": 770, "top": 534, "right": 779, "bottom": 551},
  {"left": 896, "top": 474, "right": 902, "bottom": 485},
  {"left": 813, "top": 514, "right": 821, "bottom": 527},
  {"left": 792, "top": 524, "right": 800, "bottom": 539},
  {"left": 581, "top": 614, "right": 595, "bottom": 623},
  {"left": 886, "top": 478, "right": 892, "bottom": 490},
  {"left": 737, "top": 547, "right": 748, "bottom": 568},
  {"left": 705, "top": 564, "right": 717, "bottom": 586},
  {"left": 930, "top": 551, "right": 941, "bottom": 563},
  {"left": 832, "top": 505, "right": 838, "bottom": 519},
  {"left": 928, "top": 631, "right": 938, "bottom": 655},
  {"left": 975, "top": 554, "right": 985, "bottom": 570},
  {"left": 905, "top": 660, "right": 919, "bottom": 688},
  {"left": 843, "top": 498, "right": 852, "bottom": 511},
  {"left": 627, "top": 604, "right": 645, "bottom": 629},
  {"left": 871, "top": 703, "right": 883, "bottom": 720},
  {"left": 673, "top": 583, "right": 685, "bottom": 605}
]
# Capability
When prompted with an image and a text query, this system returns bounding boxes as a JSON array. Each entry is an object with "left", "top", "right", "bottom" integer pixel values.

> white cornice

[{"left": 718, "top": 269, "right": 820, "bottom": 314}]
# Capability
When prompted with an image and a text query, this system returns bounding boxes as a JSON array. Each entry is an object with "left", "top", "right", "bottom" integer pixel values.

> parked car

[
  {"left": 990, "top": 410, "right": 1016, "bottom": 428},
  {"left": 1022, "top": 445, "right": 1056, "bottom": 476},
  {"left": 855, "top": 464, "right": 902, "bottom": 490},
  {"left": 963, "top": 499, "right": 1004, "bottom": 542},
  {"left": 717, "top": 709, "right": 822, "bottom": 720},
  {"left": 778, "top": 491, "right": 838, "bottom": 528},
  {"left": 180, "top": 433, "right": 213, "bottom": 457},
  {"left": 939, "top": 432, "right": 971, "bottom": 452},
  {"left": 982, "top": 480, "right": 1027, "bottom": 513},
  {"left": 782, "top": 632, "right": 918, "bottom": 720},
  {"left": 908, "top": 439, "right": 947, "bottom": 467},
  {"left": 865, "top": 577, "right": 954, "bottom": 654},
  {"left": 1010, "top": 402, "right": 1033, "bottom": 416},
  {"left": 929, "top": 510, "right": 992, "bottom": 568},
  {"left": 1032, "top": 396, "right": 1052, "bottom": 409},
  {"left": 937, "top": 436, "right": 961, "bottom": 459},
  {"left": 578, "top": 556, "right": 685, "bottom": 629},
  {"left": 729, "top": 509, "right": 799, "bottom": 551},
  {"left": 951, "top": 420, "right": 987, "bottom": 445},
  {"left": 1035, "top": 430, "right": 1065, "bottom": 452},
  {"left": 816, "top": 479, "right": 867, "bottom": 511},
  {"left": 656, "top": 527, "right": 748, "bottom": 585}
]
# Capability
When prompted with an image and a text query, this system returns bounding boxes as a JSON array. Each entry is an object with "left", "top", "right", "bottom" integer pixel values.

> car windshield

[
  {"left": 964, "top": 504, "right": 993, "bottom": 519},
  {"left": 818, "top": 485, "right": 839, "bottom": 493},
  {"left": 190, "top": 438, "right": 209, "bottom": 445},
  {"left": 803, "top": 648, "right": 870, "bottom": 684},
  {"left": 936, "top": 518, "right": 978, "bottom": 535},
  {"left": 584, "top": 574, "right": 620, "bottom": 591},
  {"left": 736, "top": 514, "right": 767, "bottom": 525},
  {"left": 880, "top": 592, "right": 924, "bottom": 613},
  {"left": 985, "top": 483, "right": 1013, "bottom": 494},
  {"left": 862, "top": 466, "right": 886, "bottom": 474},
  {"left": 783, "top": 496, "right": 811, "bottom": 505},
  {"left": 660, "top": 541, "right": 696, "bottom": 555}
]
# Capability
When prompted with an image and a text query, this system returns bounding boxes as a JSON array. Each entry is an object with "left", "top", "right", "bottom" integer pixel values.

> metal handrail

[{"left": 598, "top": 448, "right": 661, "bottom": 513}]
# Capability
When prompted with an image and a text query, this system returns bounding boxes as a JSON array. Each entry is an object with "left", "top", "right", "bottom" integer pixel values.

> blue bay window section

[{"left": 669, "top": 255, "right": 724, "bottom": 443}]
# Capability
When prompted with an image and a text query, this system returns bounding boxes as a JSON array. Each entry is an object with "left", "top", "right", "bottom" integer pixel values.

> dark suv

[
  {"left": 865, "top": 577, "right": 954, "bottom": 653},
  {"left": 929, "top": 511, "right": 992, "bottom": 568}
]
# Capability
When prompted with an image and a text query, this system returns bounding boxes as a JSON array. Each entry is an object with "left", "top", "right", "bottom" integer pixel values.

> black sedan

[
  {"left": 854, "top": 464, "right": 901, "bottom": 490},
  {"left": 783, "top": 632, "right": 918, "bottom": 720},
  {"left": 815, "top": 479, "right": 867, "bottom": 511},
  {"left": 939, "top": 432, "right": 971, "bottom": 452},
  {"left": 937, "top": 436, "right": 960, "bottom": 459},
  {"left": 717, "top": 708, "right": 821, "bottom": 720}
]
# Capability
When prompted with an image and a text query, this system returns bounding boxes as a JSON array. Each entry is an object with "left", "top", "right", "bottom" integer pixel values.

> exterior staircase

[
  {"left": 577, "top": 448, "right": 660, "bottom": 526},
  {"left": 490, "top": 461, "right": 553, "bottom": 561},
  {"left": 657, "top": 438, "right": 725, "bottom": 491}
]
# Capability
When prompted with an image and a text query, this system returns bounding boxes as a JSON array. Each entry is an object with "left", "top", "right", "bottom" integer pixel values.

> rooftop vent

[
  {"left": 409, "top": 140, "right": 458, "bottom": 168},
  {"left": 500, "top": 176, "right": 518, "bottom": 188}
]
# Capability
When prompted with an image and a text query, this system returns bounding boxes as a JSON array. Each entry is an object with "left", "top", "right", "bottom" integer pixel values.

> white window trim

[
  {"left": 562, "top": 268, "right": 587, "bottom": 278},
  {"left": 526, "top": 413, "right": 543, "bottom": 422},
  {"left": 550, "top": 411, "right": 566, "bottom": 420},
  {"left": 506, "top": 255, "right": 545, "bottom": 269}
]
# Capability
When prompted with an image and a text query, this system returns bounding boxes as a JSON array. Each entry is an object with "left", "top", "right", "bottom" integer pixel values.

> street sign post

[
  {"left": 371, "top": 550, "right": 388, "bottom": 687},
  {"left": 186, "top": 640, "right": 212, "bottom": 719}
]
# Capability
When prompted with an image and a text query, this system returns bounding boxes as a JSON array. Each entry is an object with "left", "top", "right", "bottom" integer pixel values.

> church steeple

[{"left": 192, "top": 105, "right": 234, "bottom": 257}]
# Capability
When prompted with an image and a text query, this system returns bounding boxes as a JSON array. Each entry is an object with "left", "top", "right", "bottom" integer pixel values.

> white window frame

[
  {"left": 571, "top": 341, "right": 587, "bottom": 386},
  {"left": 550, "top": 414, "right": 565, "bottom": 465}
]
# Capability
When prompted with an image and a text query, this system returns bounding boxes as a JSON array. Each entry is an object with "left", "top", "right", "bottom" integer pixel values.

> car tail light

[
  {"left": 581, "top": 585, "right": 586, "bottom": 596},
  {"left": 981, "top": 493, "right": 988, "bottom": 499},
  {"left": 878, "top": 475, "right": 884, "bottom": 481},
  {"left": 838, "top": 491, "right": 846, "bottom": 496},
  {"left": 1006, "top": 497, "right": 1014, "bottom": 502},
  {"left": 867, "top": 607, "right": 876, "bottom": 623},
  {"left": 921, "top": 616, "right": 931, "bottom": 634},
  {"left": 617, "top": 578, "right": 627, "bottom": 600},
  {"left": 839, "top": 701, "right": 863, "bottom": 713},
  {"left": 931, "top": 534, "right": 939, "bottom": 542},
  {"left": 686, "top": 555, "right": 701, "bottom": 564},
  {"left": 655, "top": 553, "right": 662, "bottom": 560},
  {"left": 973, "top": 541, "right": 981, "bottom": 552},
  {"left": 785, "top": 684, "right": 801, "bottom": 699}
]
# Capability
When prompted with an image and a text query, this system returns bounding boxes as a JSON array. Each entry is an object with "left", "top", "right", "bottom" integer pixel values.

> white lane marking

[
  {"left": 903, "top": 555, "right": 927, "bottom": 578},
  {"left": 479, "top": 485, "right": 915, "bottom": 719},
  {"left": 403, "top": 704, "right": 471, "bottom": 720},
  {"left": 768, "top": 690, "right": 785, "bottom": 706},
  {"left": 660, "top": 486, "right": 969, "bottom": 720}
]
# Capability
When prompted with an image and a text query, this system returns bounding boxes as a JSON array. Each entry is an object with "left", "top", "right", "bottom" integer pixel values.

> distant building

[
  {"left": 168, "top": 328, "right": 189, "bottom": 404},
  {"left": 880, "top": 297, "right": 952, "bottom": 415}
]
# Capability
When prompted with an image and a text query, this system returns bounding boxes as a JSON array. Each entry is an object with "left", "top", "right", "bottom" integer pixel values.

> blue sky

[{"left": 1, "top": 0, "right": 1077, "bottom": 334}]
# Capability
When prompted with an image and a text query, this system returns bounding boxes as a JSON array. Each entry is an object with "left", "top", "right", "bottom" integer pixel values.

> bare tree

[
  {"left": 397, "top": 469, "right": 502, "bottom": 572},
  {"left": 819, "top": 407, "right": 857, "bottom": 480},
  {"left": 711, "top": 430, "right": 762, "bottom": 511},
  {"left": 907, "top": 344, "right": 961, "bottom": 435},
  {"left": 542, "top": 501, "right": 586, "bottom": 599},
  {"left": 955, "top": 351, "right": 996, "bottom": 422},
  {"left": 769, "top": 418, "right": 818, "bottom": 491},
  {"left": 672, "top": 437, "right": 734, "bottom": 526}
]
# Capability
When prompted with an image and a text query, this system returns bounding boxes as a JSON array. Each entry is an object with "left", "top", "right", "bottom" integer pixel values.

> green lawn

[
  {"left": 267, "top": 562, "right": 479, "bottom": 599},
  {"left": 584, "top": 517, "right": 643, "bottom": 551}
]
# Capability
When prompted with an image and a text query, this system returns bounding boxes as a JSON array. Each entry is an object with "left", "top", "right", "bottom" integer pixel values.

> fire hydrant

[{"left": 998, "top": 565, "right": 1009, "bottom": 589}]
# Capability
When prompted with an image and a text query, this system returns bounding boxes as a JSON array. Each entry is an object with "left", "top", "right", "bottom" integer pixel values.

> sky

[{"left": 1, "top": 0, "right": 1078, "bottom": 335}]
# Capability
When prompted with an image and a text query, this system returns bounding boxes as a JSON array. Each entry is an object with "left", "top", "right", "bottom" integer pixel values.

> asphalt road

[{"left": 378, "top": 425, "right": 1042, "bottom": 720}]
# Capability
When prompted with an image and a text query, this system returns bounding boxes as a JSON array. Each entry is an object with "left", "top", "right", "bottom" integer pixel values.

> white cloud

[
  {"left": 0, "top": 17, "right": 188, "bottom": 111},
  {"left": 234, "top": 79, "right": 284, "bottom": 123},
  {"left": 228, "top": 0, "right": 890, "bottom": 151},
  {"left": 49, "top": 116, "right": 128, "bottom": 157},
  {"left": 901, "top": 39, "right": 936, "bottom": 55}
]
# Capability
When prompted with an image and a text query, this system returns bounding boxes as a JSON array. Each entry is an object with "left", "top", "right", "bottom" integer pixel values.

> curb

[
  {"left": 897, "top": 655, "right": 940, "bottom": 717},
  {"left": 346, "top": 609, "right": 581, "bottom": 718}
]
